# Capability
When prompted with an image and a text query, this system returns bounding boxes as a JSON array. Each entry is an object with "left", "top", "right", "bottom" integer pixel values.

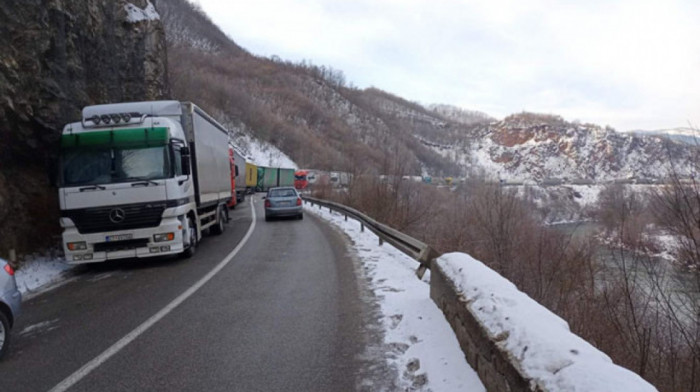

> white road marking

[{"left": 49, "top": 203, "right": 257, "bottom": 392}]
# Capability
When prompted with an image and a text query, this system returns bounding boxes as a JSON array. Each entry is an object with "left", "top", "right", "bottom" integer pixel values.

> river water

[{"left": 553, "top": 221, "right": 699, "bottom": 323}]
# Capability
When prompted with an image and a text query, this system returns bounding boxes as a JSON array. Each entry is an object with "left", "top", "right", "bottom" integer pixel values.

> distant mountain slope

[
  {"left": 429, "top": 113, "right": 698, "bottom": 182},
  {"left": 157, "top": 1, "right": 697, "bottom": 183},
  {"left": 631, "top": 127, "right": 700, "bottom": 146},
  {"left": 158, "top": 0, "right": 465, "bottom": 176},
  {"left": 428, "top": 104, "right": 494, "bottom": 126}
]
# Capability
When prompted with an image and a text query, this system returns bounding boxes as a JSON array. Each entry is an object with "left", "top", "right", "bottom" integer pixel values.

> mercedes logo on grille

[{"left": 109, "top": 208, "right": 126, "bottom": 224}]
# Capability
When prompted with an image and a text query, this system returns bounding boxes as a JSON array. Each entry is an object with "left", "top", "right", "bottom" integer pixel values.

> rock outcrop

[{"left": 0, "top": 0, "right": 169, "bottom": 257}]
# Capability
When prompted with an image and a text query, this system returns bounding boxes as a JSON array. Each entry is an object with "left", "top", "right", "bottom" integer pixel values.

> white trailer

[
  {"left": 58, "top": 101, "right": 232, "bottom": 263},
  {"left": 232, "top": 147, "right": 246, "bottom": 204}
]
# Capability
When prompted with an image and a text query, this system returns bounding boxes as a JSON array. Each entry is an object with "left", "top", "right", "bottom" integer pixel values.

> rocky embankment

[{"left": 0, "top": 0, "right": 169, "bottom": 257}]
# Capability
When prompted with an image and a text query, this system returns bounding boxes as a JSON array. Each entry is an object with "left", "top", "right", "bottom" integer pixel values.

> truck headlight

[
  {"left": 67, "top": 241, "right": 87, "bottom": 251},
  {"left": 153, "top": 233, "right": 175, "bottom": 242}
]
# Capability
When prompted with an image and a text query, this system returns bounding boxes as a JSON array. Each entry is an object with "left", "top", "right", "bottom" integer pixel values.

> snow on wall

[
  {"left": 436, "top": 253, "right": 658, "bottom": 392},
  {"left": 124, "top": 1, "right": 160, "bottom": 23}
]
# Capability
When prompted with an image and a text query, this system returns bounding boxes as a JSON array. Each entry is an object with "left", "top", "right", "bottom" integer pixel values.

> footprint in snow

[{"left": 389, "top": 314, "right": 403, "bottom": 329}]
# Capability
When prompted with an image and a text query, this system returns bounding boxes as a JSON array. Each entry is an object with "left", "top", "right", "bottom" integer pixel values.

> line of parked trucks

[
  {"left": 56, "top": 100, "right": 298, "bottom": 265},
  {"left": 55, "top": 100, "right": 429, "bottom": 265}
]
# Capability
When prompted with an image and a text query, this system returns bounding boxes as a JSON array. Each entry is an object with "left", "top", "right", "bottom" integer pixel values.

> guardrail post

[
  {"left": 416, "top": 264, "right": 429, "bottom": 279},
  {"left": 361, "top": 223, "right": 364, "bottom": 232},
  {"left": 9, "top": 249, "right": 16, "bottom": 263},
  {"left": 344, "top": 214, "right": 348, "bottom": 221},
  {"left": 379, "top": 238, "right": 384, "bottom": 246},
  {"left": 415, "top": 247, "right": 439, "bottom": 279}
]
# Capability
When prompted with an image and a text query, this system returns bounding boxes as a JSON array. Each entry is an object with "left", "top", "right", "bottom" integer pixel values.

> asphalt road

[{"left": 0, "top": 196, "right": 374, "bottom": 391}]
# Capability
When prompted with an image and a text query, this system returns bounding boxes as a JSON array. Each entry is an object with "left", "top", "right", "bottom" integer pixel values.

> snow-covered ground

[
  {"left": 305, "top": 204, "right": 485, "bottom": 391},
  {"left": 231, "top": 132, "right": 298, "bottom": 168},
  {"left": 13, "top": 255, "right": 73, "bottom": 299},
  {"left": 307, "top": 201, "right": 659, "bottom": 391}
]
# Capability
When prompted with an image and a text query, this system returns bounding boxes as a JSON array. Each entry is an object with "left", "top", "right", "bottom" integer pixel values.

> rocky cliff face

[
  {"left": 425, "top": 112, "right": 698, "bottom": 183},
  {"left": 0, "top": 0, "right": 169, "bottom": 257}
]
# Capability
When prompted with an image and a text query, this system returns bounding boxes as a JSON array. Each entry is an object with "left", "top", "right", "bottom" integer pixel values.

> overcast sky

[{"left": 194, "top": 0, "right": 699, "bottom": 131}]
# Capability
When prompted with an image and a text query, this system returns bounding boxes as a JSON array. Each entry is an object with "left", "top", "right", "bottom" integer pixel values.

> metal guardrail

[{"left": 304, "top": 196, "right": 439, "bottom": 278}]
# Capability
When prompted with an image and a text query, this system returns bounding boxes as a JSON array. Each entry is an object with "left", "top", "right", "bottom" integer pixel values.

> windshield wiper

[
  {"left": 79, "top": 184, "right": 106, "bottom": 192},
  {"left": 127, "top": 177, "right": 160, "bottom": 186}
]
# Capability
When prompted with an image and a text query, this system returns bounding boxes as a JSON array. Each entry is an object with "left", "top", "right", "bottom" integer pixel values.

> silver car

[
  {"left": 0, "top": 258, "right": 21, "bottom": 359},
  {"left": 264, "top": 187, "right": 303, "bottom": 221}
]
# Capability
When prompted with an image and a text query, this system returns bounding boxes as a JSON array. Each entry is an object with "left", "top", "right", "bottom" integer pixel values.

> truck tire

[
  {"left": 181, "top": 216, "right": 197, "bottom": 259},
  {"left": 0, "top": 310, "right": 10, "bottom": 359},
  {"left": 211, "top": 207, "right": 226, "bottom": 235}
]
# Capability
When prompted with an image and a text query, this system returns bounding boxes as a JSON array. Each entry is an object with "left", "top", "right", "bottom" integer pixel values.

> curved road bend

[{"left": 0, "top": 195, "right": 373, "bottom": 392}]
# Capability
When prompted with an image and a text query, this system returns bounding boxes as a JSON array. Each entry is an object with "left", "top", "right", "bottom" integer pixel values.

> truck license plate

[{"left": 105, "top": 234, "right": 133, "bottom": 242}]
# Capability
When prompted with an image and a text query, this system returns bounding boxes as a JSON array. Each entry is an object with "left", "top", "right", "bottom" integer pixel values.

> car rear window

[{"left": 269, "top": 189, "right": 296, "bottom": 198}]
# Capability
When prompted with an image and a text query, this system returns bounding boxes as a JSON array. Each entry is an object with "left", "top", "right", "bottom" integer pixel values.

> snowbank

[
  {"left": 436, "top": 253, "right": 658, "bottom": 392},
  {"left": 305, "top": 204, "right": 485, "bottom": 391},
  {"left": 14, "top": 255, "right": 73, "bottom": 298}
]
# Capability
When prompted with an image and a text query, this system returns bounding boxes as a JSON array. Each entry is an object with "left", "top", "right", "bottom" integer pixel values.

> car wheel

[
  {"left": 211, "top": 207, "right": 226, "bottom": 235},
  {"left": 0, "top": 310, "right": 10, "bottom": 359},
  {"left": 265, "top": 215, "right": 270, "bottom": 222},
  {"left": 298, "top": 214, "right": 304, "bottom": 220},
  {"left": 181, "top": 217, "right": 197, "bottom": 258}
]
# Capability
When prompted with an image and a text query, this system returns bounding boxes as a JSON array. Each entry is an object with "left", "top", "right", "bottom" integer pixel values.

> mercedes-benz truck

[{"left": 58, "top": 101, "right": 232, "bottom": 263}]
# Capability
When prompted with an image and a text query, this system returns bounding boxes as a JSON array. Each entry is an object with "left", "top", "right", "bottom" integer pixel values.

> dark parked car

[
  {"left": 264, "top": 187, "right": 303, "bottom": 221},
  {"left": 0, "top": 258, "right": 21, "bottom": 359}
]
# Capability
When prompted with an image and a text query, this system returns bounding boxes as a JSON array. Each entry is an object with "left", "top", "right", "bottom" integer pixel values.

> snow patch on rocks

[{"left": 125, "top": 1, "right": 160, "bottom": 23}]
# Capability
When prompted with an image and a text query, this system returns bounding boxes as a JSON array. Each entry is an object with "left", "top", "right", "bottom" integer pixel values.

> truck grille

[
  {"left": 94, "top": 238, "right": 149, "bottom": 253},
  {"left": 63, "top": 203, "right": 166, "bottom": 234}
]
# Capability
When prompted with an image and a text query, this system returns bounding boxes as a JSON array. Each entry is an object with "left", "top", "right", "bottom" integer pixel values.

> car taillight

[
  {"left": 265, "top": 199, "right": 271, "bottom": 208},
  {"left": 3, "top": 263, "right": 14, "bottom": 276},
  {"left": 296, "top": 198, "right": 302, "bottom": 206}
]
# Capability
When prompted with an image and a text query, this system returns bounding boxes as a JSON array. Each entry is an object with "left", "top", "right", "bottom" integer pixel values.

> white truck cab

[{"left": 58, "top": 101, "right": 232, "bottom": 263}]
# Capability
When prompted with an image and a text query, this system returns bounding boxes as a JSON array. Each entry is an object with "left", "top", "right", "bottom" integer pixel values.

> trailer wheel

[
  {"left": 211, "top": 207, "right": 226, "bottom": 235},
  {"left": 181, "top": 216, "right": 197, "bottom": 258},
  {"left": 0, "top": 310, "right": 10, "bottom": 359}
]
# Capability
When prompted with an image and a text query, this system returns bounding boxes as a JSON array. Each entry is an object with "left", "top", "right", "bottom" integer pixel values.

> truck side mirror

[{"left": 181, "top": 147, "right": 191, "bottom": 176}]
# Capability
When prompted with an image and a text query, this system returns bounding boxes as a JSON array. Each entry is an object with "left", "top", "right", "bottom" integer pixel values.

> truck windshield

[{"left": 61, "top": 146, "right": 171, "bottom": 186}]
